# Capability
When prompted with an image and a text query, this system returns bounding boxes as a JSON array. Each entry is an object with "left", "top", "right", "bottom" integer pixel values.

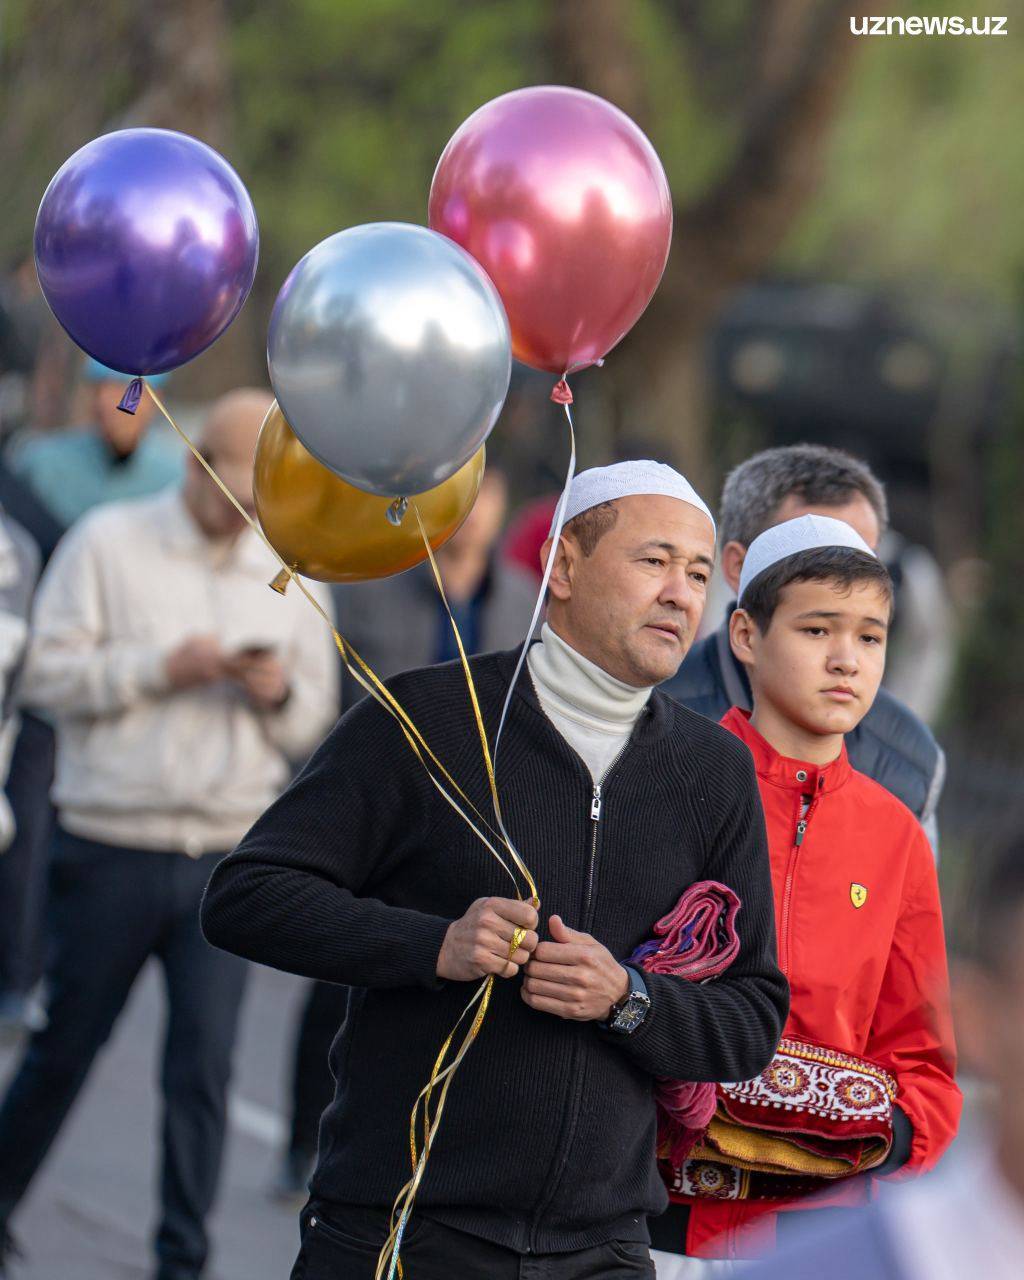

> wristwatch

[{"left": 602, "top": 965, "right": 651, "bottom": 1035}]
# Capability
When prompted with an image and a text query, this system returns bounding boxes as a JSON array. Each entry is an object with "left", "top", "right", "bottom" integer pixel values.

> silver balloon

[{"left": 267, "top": 223, "right": 511, "bottom": 497}]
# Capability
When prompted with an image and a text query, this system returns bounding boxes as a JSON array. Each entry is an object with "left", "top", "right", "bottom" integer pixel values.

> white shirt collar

[{"left": 153, "top": 488, "right": 267, "bottom": 571}]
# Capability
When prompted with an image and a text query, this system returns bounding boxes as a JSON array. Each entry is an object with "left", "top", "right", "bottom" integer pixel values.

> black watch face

[{"left": 613, "top": 992, "right": 650, "bottom": 1034}]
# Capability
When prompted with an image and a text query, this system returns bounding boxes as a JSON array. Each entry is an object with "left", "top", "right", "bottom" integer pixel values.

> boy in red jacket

[{"left": 651, "top": 515, "right": 960, "bottom": 1270}]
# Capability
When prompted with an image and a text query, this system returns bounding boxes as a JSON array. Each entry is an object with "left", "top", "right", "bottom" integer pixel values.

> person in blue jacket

[{"left": 10, "top": 358, "right": 181, "bottom": 529}]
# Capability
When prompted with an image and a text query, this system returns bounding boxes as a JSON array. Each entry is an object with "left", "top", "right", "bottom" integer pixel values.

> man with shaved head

[{"left": 0, "top": 389, "right": 337, "bottom": 1280}]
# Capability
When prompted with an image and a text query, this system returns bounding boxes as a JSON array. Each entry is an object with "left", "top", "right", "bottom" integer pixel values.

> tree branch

[{"left": 667, "top": 0, "right": 879, "bottom": 323}]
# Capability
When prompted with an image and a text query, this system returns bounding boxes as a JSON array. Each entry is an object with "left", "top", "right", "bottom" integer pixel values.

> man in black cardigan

[{"left": 201, "top": 461, "right": 787, "bottom": 1280}]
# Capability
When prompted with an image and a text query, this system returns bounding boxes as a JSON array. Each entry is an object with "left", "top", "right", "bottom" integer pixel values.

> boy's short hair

[
  {"left": 720, "top": 445, "right": 889, "bottom": 548},
  {"left": 739, "top": 546, "right": 894, "bottom": 633}
]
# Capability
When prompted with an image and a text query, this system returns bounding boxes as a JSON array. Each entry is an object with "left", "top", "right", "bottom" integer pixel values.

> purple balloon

[{"left": 34, "top": 128, "right": 259, "bottom": 376}]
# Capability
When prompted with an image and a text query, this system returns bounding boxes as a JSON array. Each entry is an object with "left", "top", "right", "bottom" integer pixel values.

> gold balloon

[{"left": 253, "top": 403, "right": 485, "bottom": 583}]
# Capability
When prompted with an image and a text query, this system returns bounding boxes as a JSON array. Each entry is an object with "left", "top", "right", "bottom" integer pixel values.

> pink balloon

[{"left": 429, "top": 86, "right": 672, "bottom": 377}]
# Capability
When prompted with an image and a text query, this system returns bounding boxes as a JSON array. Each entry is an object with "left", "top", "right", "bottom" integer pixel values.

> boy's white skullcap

[
  {"left": 550, "top": 461, "right": 715, "bottom": 537},
  {"left": 738, "top": 514, "right": 876, "bottom": 603}
]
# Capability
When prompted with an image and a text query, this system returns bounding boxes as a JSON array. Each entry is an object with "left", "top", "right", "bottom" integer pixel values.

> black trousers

[
  {"left": 291, "top": 1204, "right": 655, "bottom": 1279},
  {"left": 0, "top": 713, "right": 55, "bottom": 995},
  {"left": 0, "top": 828, "right": 248, "bottom": 1280},
  {"left": 288, "top": 979, "right": 349, "bottom": 1156}
]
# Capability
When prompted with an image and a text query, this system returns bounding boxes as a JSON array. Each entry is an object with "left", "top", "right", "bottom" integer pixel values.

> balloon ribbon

[{"left": 375, "top": 397, "right": 576, "bottom": 1279}]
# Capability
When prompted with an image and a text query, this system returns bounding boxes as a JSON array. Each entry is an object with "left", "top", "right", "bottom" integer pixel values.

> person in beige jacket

[{"left": 0, "top": 389, "right": 337, "bottom": 1280}]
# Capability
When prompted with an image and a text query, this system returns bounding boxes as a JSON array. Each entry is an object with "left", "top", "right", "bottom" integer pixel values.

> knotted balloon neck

[
  {"left": 387, "top": 496, "right": 409, "bottom": 526},
  {"left": 550, "top": 357, "right": 604, "bottom": 405},
  {"left": 117, "top": 377, "right": 145, "bottom": 415},
  {"left": 269, "top": 567, "right": 294, "bottom": 595}
]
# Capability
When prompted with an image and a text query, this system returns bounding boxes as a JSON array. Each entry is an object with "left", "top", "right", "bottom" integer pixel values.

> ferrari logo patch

[{"left": 850, "top": 883, "right": 868, "bottom": 909}]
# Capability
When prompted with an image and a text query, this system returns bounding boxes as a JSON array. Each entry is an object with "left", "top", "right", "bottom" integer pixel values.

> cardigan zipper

[
  {"left": 528, "top": 742, "right": 632, "bottom": 1251},
  {"left": 583, "top": 740, "right": 630, "bottom": 929}
]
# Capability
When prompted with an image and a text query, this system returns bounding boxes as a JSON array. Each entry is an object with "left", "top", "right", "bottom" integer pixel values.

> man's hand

[
  {"left": 522, "top": 915, "right": 630, "bottom": 1022},
  {"left": 165, "top": 635, "right": 225, "bottom": 690},
  {"left": 437, "top": 897, "right": 540, "bottom": 982},
  {"left": 224, "top": 650, "right": 290, "bottom": 710}
]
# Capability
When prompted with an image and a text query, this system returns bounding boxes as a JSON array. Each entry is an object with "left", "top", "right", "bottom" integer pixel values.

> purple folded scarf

[{"left": 628, "top": 880, "right": 741, "bottom": 1166}]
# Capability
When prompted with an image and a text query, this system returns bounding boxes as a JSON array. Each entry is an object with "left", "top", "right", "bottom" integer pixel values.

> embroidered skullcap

[
  {"left": 550, "top": 460, "right": 715, "bottom": 537},
  {"left": 738, "top": 514, "right": 876, "bottom": 603}
]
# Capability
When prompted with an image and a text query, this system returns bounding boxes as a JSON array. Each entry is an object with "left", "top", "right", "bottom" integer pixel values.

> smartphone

[{"left": 235, "top": 643, "right": 275, "bottom": 659}]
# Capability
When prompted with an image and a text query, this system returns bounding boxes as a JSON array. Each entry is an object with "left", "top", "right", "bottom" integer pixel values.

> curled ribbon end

[
  {"left": 268, "top": 567, "right": 292, "bottom": 595},
  {"left": 117, "top": 377, "right": 145, "bottom": 416},
  {"left": 386, "top": 497, "right": 409, "bottom": 527},
  {"left": 550, "top": 378, "right": 573, "bottom": 406}
]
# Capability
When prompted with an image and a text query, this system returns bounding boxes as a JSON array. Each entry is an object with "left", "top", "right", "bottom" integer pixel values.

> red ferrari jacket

[{"left": 681, "top": 708, "right": 961, "bottom": 1258}]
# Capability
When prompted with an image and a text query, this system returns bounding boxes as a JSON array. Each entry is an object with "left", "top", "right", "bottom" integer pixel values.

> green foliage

[
  {"left": 783, "top": 2, "right": 1024, "bottom": 301},
  {"left": 226, "top": 0, "right": 1024, "bottom": 315},
  {"left": 6, "top": 0, "right": 1023, "bottom": 314},
  {"left": 231, "top": 0, "right": 543, "bottom": 296},
  {"left": 626, "top": 0, "right": 742, "bottom": 201}
]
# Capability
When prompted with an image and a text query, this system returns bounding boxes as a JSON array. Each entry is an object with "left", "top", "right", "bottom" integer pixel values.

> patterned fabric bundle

[
  {"left": 667, "top": 1039, "right": 897, "bottom": 1201},
  {"left": 628, "top": 881, "right": 742, "bottom": 1165}
]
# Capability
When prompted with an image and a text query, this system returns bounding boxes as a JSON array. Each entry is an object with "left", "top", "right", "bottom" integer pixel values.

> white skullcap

[
  {"left": 738, "top": 514, "right": 875, "bottom": 603},
  {"left": 550, "top": 460, "right": 715, "bottom": 537}
]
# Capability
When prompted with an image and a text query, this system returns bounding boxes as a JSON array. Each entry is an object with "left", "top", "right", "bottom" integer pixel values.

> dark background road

[{"left": 0, "top": 963, "right": 309, "bottom": 1279}]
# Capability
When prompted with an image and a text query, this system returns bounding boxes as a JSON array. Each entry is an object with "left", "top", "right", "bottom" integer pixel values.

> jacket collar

[{"left": 721, "top": 705, "right": 852, "bottom": 794}]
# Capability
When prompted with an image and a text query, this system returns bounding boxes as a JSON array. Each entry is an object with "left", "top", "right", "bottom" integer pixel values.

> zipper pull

[
  {"left": 590, "top": 785, "right": 602, "bottom": 822},
  {"left": 795, "top": 819, "right": 807, "bottom": 846}
]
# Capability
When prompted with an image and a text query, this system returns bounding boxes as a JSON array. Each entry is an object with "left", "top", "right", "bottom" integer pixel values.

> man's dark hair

[
  {"left": 967, "top": 835, "right": 1024, "bottom": 978},
  {"left": 720, "top": 444, "right": 889, "bottom": 548},
  {"left": 564, "top": 501, "right": 618, "bottom": 556},
  {"left": 739, "top": 546, "right": 893, "bottom": 633}
]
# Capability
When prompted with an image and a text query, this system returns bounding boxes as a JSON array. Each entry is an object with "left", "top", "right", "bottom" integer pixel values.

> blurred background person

[
  {"left": 502, "top": 491, "right": 560, "bottom": 584},
  {"left": 334, "top": 465, "right": 538, "bottom": 712},
  {"left": 745, "top": 830, "right": 1024, "bottom": 1280},
  {"left": 0, "top": 389, "right": 337, "bottom": 1280},
  {"left": 0, "top": 256, "right": 47, "bottom": 446},
  {"left": 0, "top": 510, "right": 42, "bottom": 1034},
  {"left": 270, "top": 463, "right": 539, "bottom": 1201},
  {"left": 0, "top": 359, "right": 187, "bottom": 1036},
  {"left": 877, "top": 529, "right": 955, "bottom": 725},
  {"left": 0, "top": 256, "right": 61, "bottom": 1038},
  {"left": 8, "top": 357, "right": 182, "bottom": 531},
  {"left": 662, "top": 444, "right": 945, "bottom": 848}
]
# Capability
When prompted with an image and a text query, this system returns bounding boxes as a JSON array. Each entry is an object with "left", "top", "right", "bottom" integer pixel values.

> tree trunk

[
  {"left": 549, "top": 0, "right": 879, "bottom": 480},
  {"left": 120, "top": 0, "right": 262, "bottom": 397}
]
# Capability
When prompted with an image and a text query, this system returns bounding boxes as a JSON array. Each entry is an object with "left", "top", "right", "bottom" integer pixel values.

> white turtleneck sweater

[{"left": 526, "top": 623, "right": 653, "bottom": 784}]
